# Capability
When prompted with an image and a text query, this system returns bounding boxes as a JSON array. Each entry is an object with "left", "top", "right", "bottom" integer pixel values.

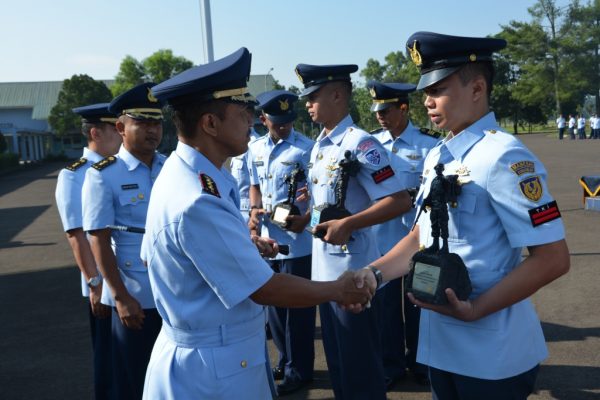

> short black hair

[
  {"left": 170, "top": 100, "right": 228, "bottom": 139},
  {"left": 457, "top": 62, "right": 494, "bottom": 98}
]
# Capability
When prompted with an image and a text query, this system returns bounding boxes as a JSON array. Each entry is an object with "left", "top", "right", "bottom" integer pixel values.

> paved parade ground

[{"left": 0, "top": 133, "right": 599, "bottom": 399}]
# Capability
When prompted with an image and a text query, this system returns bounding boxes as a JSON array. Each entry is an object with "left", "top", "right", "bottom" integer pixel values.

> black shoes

[
  {"left": 272, "top": 367, "right": 284, "bottom": 381},
  {"left": 276, "top": 379, "right": 312, "bottom": 396},
  {"left": 412, "top": 371, "right": 430, "bottom": 386}
]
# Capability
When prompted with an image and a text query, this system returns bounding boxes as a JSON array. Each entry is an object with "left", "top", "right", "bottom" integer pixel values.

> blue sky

[{"left": 2, "top": 0, "right": 573, "bottom": 89}]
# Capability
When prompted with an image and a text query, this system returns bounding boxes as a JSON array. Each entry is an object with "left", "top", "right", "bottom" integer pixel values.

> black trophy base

[
  {"left": 405, "top": 250, "right": 472, "bottom": 305},
  {"left": 271, "top": 203, "right": 300, "bottom": 229},
  {"left": 311, "top": 203, "right": 351, "bottom": 239}
]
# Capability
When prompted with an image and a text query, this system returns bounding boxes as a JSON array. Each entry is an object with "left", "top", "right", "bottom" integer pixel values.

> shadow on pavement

[
  {"left": 537, "top": 364, "right": 600, "bottom": 400},
  {"left": 0, "top": 205, "right": 51, "bottom": 246},
  {"left": 0, "top": 266, "right": 92, "bottom": 400},
  {"left": 542, "top": 321, "right": 600, "bottom": 342},
  {"left": 0, "top": 162, "right": 62, "bottom": 198}
]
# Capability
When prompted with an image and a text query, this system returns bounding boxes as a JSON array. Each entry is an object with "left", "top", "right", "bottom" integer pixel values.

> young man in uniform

[
  {"left": 139, "top": 47, "right": 373, "bottom": 400},
  {"left": 82, "top": 83, "right": 166, "bottom": 400},
  {"left": 247, "top": 89, "right": 316, "bottom": 395},
  {"left": 368, "top": 81, "right": 440, "bottom": 389},
  {"left": 295, "top": 63, "right": 412, "bottom": 399},
  {"left": 555, "top": 114, "right": 566, "bottom": 140},
  {"left": 55, "top": 103, "right": 121, "bottom": 399},
  {"left": 354, "top": 31, "right": 570, "bottom": 400}
]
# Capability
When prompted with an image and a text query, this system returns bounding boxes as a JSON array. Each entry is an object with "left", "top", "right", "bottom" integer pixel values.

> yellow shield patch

[{"left": 519, "top": 176, "right": 543, "bottom": 202}]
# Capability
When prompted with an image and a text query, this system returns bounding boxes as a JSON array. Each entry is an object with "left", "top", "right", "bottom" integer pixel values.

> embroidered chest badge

[
  {"left": 199, "top": 173, "right": 221, "bottom": 198},
  {"left": 519, "top": 176, "right": 543, "bottom": 202}
]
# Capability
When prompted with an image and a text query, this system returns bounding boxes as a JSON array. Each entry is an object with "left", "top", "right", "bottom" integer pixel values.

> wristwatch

[
  {"left": 248, "top": 205, "right": 260, "bottom": 217},
  {"left": 87, "top": 276, "right": 102, "bottom": 288},
  {"left": 366, "top": 265, "right": 383, "bottom": 290}
]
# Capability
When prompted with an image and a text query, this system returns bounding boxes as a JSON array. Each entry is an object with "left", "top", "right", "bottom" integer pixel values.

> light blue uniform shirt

[
  {"left": 248, "top": 129, "right": 314, "bottom": 259},
  {"left": 414, "top": 112, "right": 565, "bottom": 379},
  {"left": 309, "top": 115, "right": 404, "bottom": 281},
  {"left": 371, "top": 122, "right": 439, "bottom": 254},
  {"left": 82, "top": 145, "right": 165, "bottom": 309},
  {"left": 55, "top": 147, "right": 103, "bottom": 297},
  {"left": 141, "top": 142, "right": 274, "bottom": 400},
  {"left": 230, "top": 129, "right": 260, "bottom": 222}
]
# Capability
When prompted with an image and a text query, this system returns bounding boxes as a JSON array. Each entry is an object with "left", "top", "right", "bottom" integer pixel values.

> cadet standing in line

[
  {"left": 139, "top": 47, "right": 373, "bottom": 400},
  {"left": 591, "top": 113, "right": 599, "bottom": 139},
  {"left": 82, "top": 83, "right": 166, "bottom": 400},
  {"left": 230, "top": 100, "right": 261, "bottom": 223},
  {"left": 354, "top": 31, "right": 570, "bottom": 400},
  {"left": 247, "top": 90, "right": 316, "bottom": 395},
  {"left": 568, "top": 114, "right": 576, "bottom": 139},
  {"left": 368, "top": 81, "right": 440, "bottom": 389},
  {"left": 295, "top": 63, "right": 412, "bottom": 399},
  {"left": 577, "top": 114, "right": 586, "bottom": 139},
  {"left": 55, "top": 103, "right": 121, "bottom": 400},
  {"left": 555, "top": 114, "right": 566, "bottom": 140}
]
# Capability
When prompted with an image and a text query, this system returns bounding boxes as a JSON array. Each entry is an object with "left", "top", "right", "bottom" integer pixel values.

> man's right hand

[
  {"left": 248, "top": 208, "right": 267, "bottom": 231},
  {"left": 89, "top": 284, "right": 111, "bottom": 319},
  {"left": 115, "top": 294, "right": 145, "bottom": 330},
  {"left": 335, "top": 271, "right": 374, "bottom": 309}
]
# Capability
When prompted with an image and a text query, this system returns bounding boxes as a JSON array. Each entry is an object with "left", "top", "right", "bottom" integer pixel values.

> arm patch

[
  {"left": 528, "top": 200, "right": 561, "bottom": 227},
  {"left": 371, "top": 165, "right": 395, "bottom": 184}
]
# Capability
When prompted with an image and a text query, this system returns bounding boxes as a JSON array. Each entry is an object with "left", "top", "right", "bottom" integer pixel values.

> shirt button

[
  {"left": 138, "top": 193, "right": 144, "bottom": 200},
  {"left": 131, "top": 197, "right": 137, "bottom": 202},
  {"left": 341, "top": 244, "right": 348, "bottom": 252},
  {"left": 313, "top": 178, "right": 318, "bottom": 184},
  {"left": 317, "top": 153, "right": 323, "bottom": 160},
  {"left": 392, "top": 148, "right": 398, "bottom": 153},
  {"left": 240, "top": 360, "right": 247, "bottom": 368},
  {"left": 419, "top": 245, "right": 426, "bottom": 251},
  {"left": 125, "top": 261, "right": 131, "bottom": 267},
  {"left": 268, "top": 174, "right": 272, "bottom": 179}
]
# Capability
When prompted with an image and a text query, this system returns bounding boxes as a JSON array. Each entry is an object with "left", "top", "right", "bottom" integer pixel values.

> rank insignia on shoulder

[
  {"left": 528, "top": 200, "right": 561, "bottom": 227},
  {"left": 519, "top": 176, "right": 543, "bottom": 202},
  {"left": 369, "top": 127, "right": 383, "bottom": 135},
  {"left": 510, "top": 161, "right": 535, "bottom": 176},
  {"left": 199, "top": 173, "right": 220, "bottom": 198},
  {"left": 372, "top": 165, "right": 395, "bottom": 184},
  {"left": 65, "top": 157, "right": 87, "bottom": 171},
  {"left": 485, "top": 129, "right": 497, "bottom": 134},
  {"left": 419, "top": 128, "right": 441, "bottom": 138},
  {"left": 92, "top": 156, "right": 117, "bottom": 171}
]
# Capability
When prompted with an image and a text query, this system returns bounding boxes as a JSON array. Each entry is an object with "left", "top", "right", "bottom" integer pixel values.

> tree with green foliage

[
  {"left": 111, "top": 50, "right": 193, "bottom": 96},
  {"left": 48, "top": 74, "right": 112, "bottom": 136}
]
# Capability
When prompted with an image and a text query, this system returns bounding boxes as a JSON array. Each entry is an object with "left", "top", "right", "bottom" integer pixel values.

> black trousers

[
  {"left": 111, "top": 308, "right": 161, "bottom": 400},
  {"left": 267, "top": 255, "right": 316, "bottom": 382},
  {"left": 88, "top": 302, "right": 112, "bottom": 400}
]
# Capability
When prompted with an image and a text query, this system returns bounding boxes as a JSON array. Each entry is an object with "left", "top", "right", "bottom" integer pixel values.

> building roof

[{"left": 0, "top": 75, "right": 276, "bottom": 122}]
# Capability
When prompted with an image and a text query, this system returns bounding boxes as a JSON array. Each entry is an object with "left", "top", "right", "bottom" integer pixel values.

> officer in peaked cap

[
  {"left": 295, "top": 62, "right": 412, "bottom": 399},
  {"left": 247, "top": 89, "right": 316, "bottom": 395},
  {"left": 353, "top": 31, "right": 569, "bottom": 399},
  {"left": 82, "top": 82, "right": 167, "bottom": 400},
  {"left": 141, "top": 48, "right": 373, "bottom": 400},
  {"left": 295, "top": 63, "right": 358, "bottom": 97},
  {"left": 55, "top": 102, "right": 121, "bottom": 400},
  {"left": 367, "top": 81, "right": 440, "bottom": 390}
]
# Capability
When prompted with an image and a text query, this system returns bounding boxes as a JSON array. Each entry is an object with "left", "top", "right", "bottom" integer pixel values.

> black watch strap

[{"left": 367, "top": 265, "right": 383, "bottom": 289}]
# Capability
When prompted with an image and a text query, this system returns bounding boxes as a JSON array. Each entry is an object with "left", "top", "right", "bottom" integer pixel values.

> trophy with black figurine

[
  {"left": 271, "top": 163, "right": 305, "bottom": 229},
  {"left": 310, "top": 150, "right": 360, "bottom": 239},
  {"left": 404, "top": 163, "right": 472, "bottom": 305}
]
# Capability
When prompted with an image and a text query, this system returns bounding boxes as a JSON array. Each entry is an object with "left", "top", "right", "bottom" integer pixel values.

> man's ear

[
  {"left": 200, "top": 113, "right": 220, "bottom": 137},
  {"left": 89, "top": 126, "right": 101, "bottom": 141},
  {"left": 115, "top": 119, "right": 126, "bottom": 137},
  {"left": 259, "top": 114, "right": 268, "bottom": 126},
  {"left": 399, "top": 103, "right": 409, "bottom": 112},
  {"left": 471, "top": 75, "right": 487, "bottom": 103}
]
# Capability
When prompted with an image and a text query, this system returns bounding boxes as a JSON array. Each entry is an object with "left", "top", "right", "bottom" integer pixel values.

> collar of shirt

[
  {"left": 442, "top": 112, "right": 497, "bottom": 160},
  {"left": 118, "top": 145, "right": 164, "bottom": 172},
  {"left": 175, "top": 141, "right": 236, "bottom": 199},
  {"left": 82, "top": 147, "right": 103, "bottom": 163},
  {"left": 267, "top": 128, "right": 296, "bottom": 148},
  {"left": 316, "top": 114, "right": 353, "bottom": 146},
  {"left": 380, "top": 121, "right": 419, "bottom": 146}
]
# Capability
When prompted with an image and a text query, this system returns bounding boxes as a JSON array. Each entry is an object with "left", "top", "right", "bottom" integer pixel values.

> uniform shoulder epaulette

[
  {"left": 370, "top": 128, "right": 383, "bottom": 135},
  {"left": 91, "top": 156, "right": 117, "bottom": 171},
  {"left": 65, "top": 157, "right": 87, "bottom": 171},
  {"left": 419, "top": 127, "right": 441, "bottom": 138},
  {"left": 199, "top": 173, "right": 221, "bottom": 198}
]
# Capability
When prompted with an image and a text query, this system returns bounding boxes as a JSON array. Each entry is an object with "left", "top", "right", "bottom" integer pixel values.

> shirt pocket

[
  {"left": 118, "top": 192, "right": 149, "bottom": 222},
  {"left": 447, "top": 192, "right": 477, "bottom": 243},
  {"left": 212, "top": 331, "right": 266, "bottom": 379}
]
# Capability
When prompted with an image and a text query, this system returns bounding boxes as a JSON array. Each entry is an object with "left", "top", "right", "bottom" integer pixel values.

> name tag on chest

[{"left": 121, "top": 184, "right": 139, "bottom": 190}]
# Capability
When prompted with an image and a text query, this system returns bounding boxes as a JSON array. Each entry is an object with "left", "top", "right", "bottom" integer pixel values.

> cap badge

[
  {"left": 147, "top": 88, "right": 158, "bottom": 103},
  {"left": 369, "top": 87, "right": 376, "bottom": 98},
  {"left": 295, "top": 68, "right": 304, "bottom": 84},
  {"left": 409, "top": 40, "right": 422, "bottom": 66},
  {"left": 469, "top": 54, "right": 477, "bottom": 62},
  {"left": 279, "top": 98, "right": 289, "bottom": 111}
]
